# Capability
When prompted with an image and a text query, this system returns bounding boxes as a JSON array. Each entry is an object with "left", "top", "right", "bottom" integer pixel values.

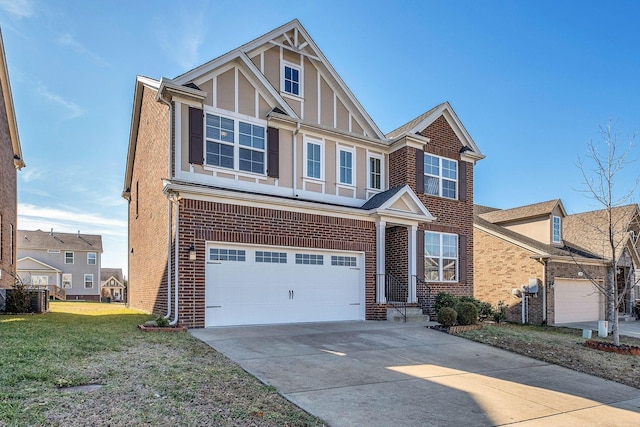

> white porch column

[
  {"left": 408, "top": 225, "right": 417, "bottom": 303},
  {"left": 376, "top": 220, "right": 386, "bottom": 303}
]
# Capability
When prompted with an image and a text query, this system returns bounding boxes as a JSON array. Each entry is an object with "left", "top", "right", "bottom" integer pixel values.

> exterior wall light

[{"left": 188, "top": 244, "right": 196, "bottom": 261}]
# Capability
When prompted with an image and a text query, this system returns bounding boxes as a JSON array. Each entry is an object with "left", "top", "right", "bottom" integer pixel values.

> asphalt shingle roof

[
  {"left": 478, "top": 199, "right": 562, "bottom": 224},
  {"left": 18, "top": 229, "right": 103, "bottom": 252}
]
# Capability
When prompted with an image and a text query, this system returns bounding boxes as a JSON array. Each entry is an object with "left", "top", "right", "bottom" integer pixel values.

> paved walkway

[
  {"left": 556, "top": 319, "right": 640, "bottom": 339},
  {"left": 191, "top": 321, "right": 640, "bottom": 426}
]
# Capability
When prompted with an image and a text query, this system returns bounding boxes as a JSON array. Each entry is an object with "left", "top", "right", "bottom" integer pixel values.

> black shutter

[
  {"left": 188, "top": 107, "right": 204, "bottom": 165},
  {"left": 458, "top": 161, "right": 467, "bottom": 202},
  {"left": 416, "top": 229, "right": 424, "bottom": 281},
  {"left": 267, "top": 127, "right": 279, "bottom": 178},
  {"left": 416, "top": 148, "right": 424, "bottom": 193},
  {"left": 459, "top": 234, "right": 467, "bottom": 283}
]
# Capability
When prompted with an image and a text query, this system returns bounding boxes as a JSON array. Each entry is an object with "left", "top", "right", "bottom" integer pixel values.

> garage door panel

[
  {"left": 554, "top": 279, "right": 601, "bottom": 324},
  {"left": 205, "top": 244, "right": 364, "bottom": 327}
]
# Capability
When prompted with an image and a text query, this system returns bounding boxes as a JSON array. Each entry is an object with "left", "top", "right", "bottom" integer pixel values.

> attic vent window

[
  {"left": 282, "top": 62, "right": 301, "bottom": 97},
  {"left": 552, "top": 216, "right": 562, "bottom": 243}
]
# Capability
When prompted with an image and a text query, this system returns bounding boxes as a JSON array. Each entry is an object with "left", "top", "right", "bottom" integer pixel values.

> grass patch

[
  {"left": 458, "top": 323, "right": 640, "bottom": 389},
  {"left": 0, "top": 302, "right": 324, "bottom": 426}
]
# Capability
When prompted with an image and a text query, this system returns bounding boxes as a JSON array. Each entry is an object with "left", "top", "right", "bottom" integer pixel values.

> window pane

[
  {"left": 442, "top": 234, "right": 458, "bottom": 257},
  {"left": 443, "top": 259, "right": 457, "bottom": 281},
  {"left": 339, "top": 150, "right": 353, "bottom": 184},
  {"left": 206, "top": 114, "right": 234, "bottom": 143},
  {"left": 292, "top": 68, "right": 299, "bottom": 81},
  {"left": 307, "top": 143, "right": 321, "bottom": 178},
  {"left": 424, "top": 154, "right": 439, "bottom": 175},
  {"left": 442, "top": 179, "right": 456, "bottom": 199},
  {"left": 292, "top": 83, "right": 299, "bottom": 95},
  {"left": 425, "top": 232, "right": 440, "bottom": 257},
  {"left": 442, "top": 159, "right": 457, "bottom": 179},
  {"left": 239, "top": 148, "right": 264, "bottom": 173},
  {"left": 206, "top": 141, "right": 234, "bottom": 169},
  {"left": 425, "top": 258, "right": 440, "bottom": 281},
  {"left": 425, "top": 176, "right": 439, "bottom": 196}
]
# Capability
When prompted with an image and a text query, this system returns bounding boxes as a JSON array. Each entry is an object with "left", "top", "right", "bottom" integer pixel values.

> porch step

[
  {"left": 387, "top": 307, "right": 430, "bottom": 323},
  {"left": 619, "top": 315, "right": 637, "bottom": 322}
]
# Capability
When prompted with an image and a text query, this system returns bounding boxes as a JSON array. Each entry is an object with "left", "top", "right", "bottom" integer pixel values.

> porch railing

[
  {"left": 379, "top": 273, "right": 408, "bottom": 322},
  {"left": 414, "top": 275, "right": 433, "bottom": 317}
]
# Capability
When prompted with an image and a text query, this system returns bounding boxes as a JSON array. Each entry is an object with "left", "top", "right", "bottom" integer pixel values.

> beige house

[
  {"left": 0, "top": 28, "right": 25, "bottom": 300},
  {"left": 123, "top": 19, "right": 485, "bottom": 328},
  {"left": 474, "top": 200, "right": 639, "bottom": 324},
  {"left": 101, "top": 268, "right": 125, "bottom": 302}
]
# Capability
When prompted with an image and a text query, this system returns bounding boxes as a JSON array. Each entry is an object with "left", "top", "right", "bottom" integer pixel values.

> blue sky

[{"left": 2, "top": 1, "right": 639, "bottom": 277}]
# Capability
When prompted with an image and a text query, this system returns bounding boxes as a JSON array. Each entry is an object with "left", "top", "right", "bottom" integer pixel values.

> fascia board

[
  {"left": 122, "top": 76, "right": 160, "bottom": 199},
  {"left": 17, "top": 256, "right": 62, "bottom": 272},
  {"left": 157, "top": 77, "right": 206, "bottom": 103},
  {"left": 388, "top": 134, "right": 430, "bottom": 153},
  {"left": 163, "top": 180, "right": 375, "bottom": 222},
  {"left": 375, "top": 185, "right": 436, "bottom": 221},
  {"left": 0, "top": 30, "right": 24, "bottom": 169}
]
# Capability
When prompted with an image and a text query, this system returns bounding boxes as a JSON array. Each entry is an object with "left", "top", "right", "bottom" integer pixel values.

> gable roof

[
  {"left": 362, "top": 185, "right": 436, "bottom": 224},
  {"left": 101, "top": 268, "right": 124, "bottom": 285},
  {"left": 474, "top": 215, "right": 604, "bottom": 262},
  {"left": 385, "top": 101, "right": 484, "bottom": 161},
  {"left": 563, "top": 204, "right": 639, "bottom": 261},
  {"left": 17, "top": 256, "right": 61, "bottom": 273},
  {"left": 0, "top": 28, "right": 24, "bottom": 169},
  {"left": 478, "top": 199, "right": 565, "bottom": 224},
  {"left": 18, "top": 229, "right": 103, "bottom": 252},
  {"left": 172, "top": 19, "right": 385, "bottom": 139}
]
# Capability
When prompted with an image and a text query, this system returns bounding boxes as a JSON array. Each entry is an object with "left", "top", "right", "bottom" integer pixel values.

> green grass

[{"left": 0, "top": 302, "right": 324, "bottom": 426}]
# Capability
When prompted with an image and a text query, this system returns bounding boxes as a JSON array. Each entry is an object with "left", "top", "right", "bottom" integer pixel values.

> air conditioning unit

[{"left": 522, "top": 278, "right": 540, "bottom": 294}]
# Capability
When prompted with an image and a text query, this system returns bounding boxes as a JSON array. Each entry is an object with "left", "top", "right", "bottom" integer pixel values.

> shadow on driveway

[{"left": 191, "top": 321, "right": 640, "bottom": 426}]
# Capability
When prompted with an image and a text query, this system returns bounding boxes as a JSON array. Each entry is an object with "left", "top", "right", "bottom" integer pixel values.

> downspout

[
  {"left": 293, "top": 122, "right": 300, "bottom": 197},
  {"left": 157, "top": 89, "right": 174, "bottom": 320},
  {"left": 170, "top": 195, "right": 180, "bottom": 326},
  {"left": 542, "top": 259, "right": 548, "bottom": 324}
]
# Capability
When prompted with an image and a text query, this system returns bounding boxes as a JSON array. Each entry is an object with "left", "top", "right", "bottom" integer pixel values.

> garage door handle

[
  {"left": 350, "top": 268, "right": 360, "bottom": 270},
  {"left": 289, "top": 290, "right": 294, "bottom": 299},
  {"left": 206, "top": 305, "right": 221, "bottom": 308}
]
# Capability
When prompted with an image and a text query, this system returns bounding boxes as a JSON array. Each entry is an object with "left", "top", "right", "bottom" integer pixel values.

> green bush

[
  {"left": 6, "top": 279, "right": 32, "bottom": 313},
  {"left": 492, "top": 301, "right": 507, "bottom": 323},
  {"left": 156, "top": 317, "right": 169, "bottom": 327},
  {"left": 455, "top": 301, "right": 478, "bottom": 325},
  {"left": 434, "top": 292, "right": 459, "bottom": 313},
  {"left": 437, "top": 307, "right": 457, "bottom": 327}
]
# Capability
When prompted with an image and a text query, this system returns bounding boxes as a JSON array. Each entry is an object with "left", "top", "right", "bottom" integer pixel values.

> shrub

[
  {"left": 156, "top": 317, "right": 169, "bottom": 327},
  {"left": 6, "top": 277, "right": 32, "bottom": 313},
  {"left": 434, "top": 292, "right": 459, "bottom": 313},
  {"left": 437, "top": 307, "right": 457, "bottom": 327},
  {"left": 455, "top": 301, "right": 478, "bottom": 325},
  {"left": 478, "top": 302, "right": 493, "bottom": 321},
  {"left": 492, "top": 301, "right": 507, "bottom": 324}
]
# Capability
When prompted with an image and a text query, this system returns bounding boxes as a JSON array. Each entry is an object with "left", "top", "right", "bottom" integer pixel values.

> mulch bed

[
  {"left": 137, "top": 324, "right": 187, "bottom": 332},
  {"left": 428, "top": 324, "right": 483, "bottom": 334},
  {"left": 585, "top": 340, "right": 640, "bottom": 356}
]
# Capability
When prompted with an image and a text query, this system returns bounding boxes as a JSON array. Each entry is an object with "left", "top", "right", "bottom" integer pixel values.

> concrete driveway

[{"left": 190, "top": 321, "right": 640, "bottom": 426}]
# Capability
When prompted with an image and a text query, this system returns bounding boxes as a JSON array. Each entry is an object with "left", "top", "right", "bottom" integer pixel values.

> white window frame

[
  {"left": 65, "top": 251, "right": 74, "bottom": 264},
  {"left": 203, "top": 108, "right": 267, "bottom": 176},
  {"left": 424, "top": 153, "right": 458, "bottom": 200},
  {"left": 84, "top": 274, "right": 94, "bottom": 289},
  {"left": 87, "top": 252, "right": 97, "bottom": 265},
  {"left": 304, "top": 138, "right": 324, "bottom": 181},
  {"left": 32, "top": 275, "right": 48, "bottom": 287},
  {"left": 336, "top": 145, "right": 356, "bottom": 186},
  {"left": 552, "top": 216, "right": 562, "bottom": 243},
  {"left": 367, "top": 153, "right": 383, "bottom": 191},
  {"left": 62, "top": 273, "right": 72, "bottom": 289},
  {"left": 281, "top": 60, "right": 303, "bottom": 98},
  {"left": 424, "top": 231, "right": 459, "bottom": 282}
]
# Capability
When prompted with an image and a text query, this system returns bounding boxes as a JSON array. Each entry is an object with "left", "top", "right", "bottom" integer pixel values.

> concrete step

[
  {"left": 387, "top": 307, "right": 430, "bottom": 323},
  {"left": 619, "top": 315, "right": 637, "bottom": 322}
]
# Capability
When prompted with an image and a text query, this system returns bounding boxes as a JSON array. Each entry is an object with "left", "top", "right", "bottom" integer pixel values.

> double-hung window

[
  {"left": 552, "top": 216, "right": 562, "bottom": 243},
  {"left": 84, "top": 274, "right": 94, "bottom": 289},
  {"left": 306, "top": 141, "right": 322, "bottom": 179},
  {"left": 87, "top": 252, "right": 97, "bottom": 265},
  {"left": 282, "top": 63, "right": 301, "bottom": 96},
  {"left": 424, "top": 231, "right": 458, "bottom": 282},
  {"left": 205, "top": 112, "right": 266, "bottom": 174},
  {"left": 65, "top": 251, "right": 74, "bottom": 264},
  {"left": 338, "top": 148, "right": 354, "bottom": 185},
  {"left": 369, "top": 156, "right": 382, "bottom": 190},
  {"left": 424, "top": 154, "right": 457, "bottom": 199}
]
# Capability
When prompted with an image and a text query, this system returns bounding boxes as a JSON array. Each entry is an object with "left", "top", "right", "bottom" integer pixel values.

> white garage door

[
  {"left": 554, "top": 279, "right": 602, "bottom": 324},
  {"left": 205, "top": 243, "right": 364, "bottom": 327}
]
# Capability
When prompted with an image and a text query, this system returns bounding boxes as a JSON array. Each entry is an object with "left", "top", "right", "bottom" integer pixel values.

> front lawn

[
  {"left": 0, "top": 302, "right": 324, "bottom": 426},
  {"left": 458, "top": 323, "right": 640, "bottom": 389}
]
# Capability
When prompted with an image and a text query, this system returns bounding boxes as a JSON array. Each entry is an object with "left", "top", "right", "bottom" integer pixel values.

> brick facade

[
  {"left": 127, "top": 86, "right": 172, "bottom": 316},
  {"left": 176, "top": 199, "right": 379, "bottom": 328},
  {"left": 388, "top": 116, "right": 476, "bottom": 313},
  {"left": 0, "top": 80, "right": 17, "bottom": 289}
]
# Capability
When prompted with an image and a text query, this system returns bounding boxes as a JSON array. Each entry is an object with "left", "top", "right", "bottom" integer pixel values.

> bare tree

[{"left": 576, "top": 119, "right": 638, "bottom": 346}]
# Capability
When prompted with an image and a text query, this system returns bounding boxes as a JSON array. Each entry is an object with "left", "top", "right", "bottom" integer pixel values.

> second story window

[
  {"left": 65, "top": 251, "right": 74, "bottom": 264},
  {"left": 552, "top": 216, "right": 562, "bottom": 243},
  {"left": 424, "top": 154, "right": 457, "bottom": 199},
  {"left": 282, "top": 63, "right": 301, "bottom": 96},
  {"left": 87, "top": 252, "right": 97, "bottom": 265},
  {"left": 205, "top": 113, "right": 265, "bottom": 175},
  {"left": 369, "top": 156, "right": 382, "bottom": 190},
  {"left": 305, "top": 140, "right": 322, "bottom": 180},
  {"left": 338, "top": 148, "right": 354, "bottom": 185}
]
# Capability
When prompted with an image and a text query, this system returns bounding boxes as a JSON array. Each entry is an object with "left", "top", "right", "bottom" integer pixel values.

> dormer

[{"left": 478, "top": 199, "right": 567, "bottom": 246}]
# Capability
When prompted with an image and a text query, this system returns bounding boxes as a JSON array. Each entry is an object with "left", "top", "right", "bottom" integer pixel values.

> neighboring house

[
  {"left": 17, "top": 229, "right": 103, "bottom": 301},
  {"left": 0, "top": 28, "right": 25, "bottom": 297},
  {"left": 101, "top": 268, "right": 125, "bottom": 302},
  {"left": 123, "top": 19, "right": 484, "bottom": 328},
  {"left": 474, "top": 200, "right": 639, "bottom": 324}
]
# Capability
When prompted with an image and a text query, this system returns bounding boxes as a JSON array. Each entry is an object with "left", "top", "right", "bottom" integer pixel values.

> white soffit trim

[
  {"left": 408, "top": 102, "right": 485, "bottom": 160},
  {"left": 370, "top": 185, "right": 436, "bottom": 222},
  {"left": 163, "top": 180, "right": 375, "bottom": 222}
]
